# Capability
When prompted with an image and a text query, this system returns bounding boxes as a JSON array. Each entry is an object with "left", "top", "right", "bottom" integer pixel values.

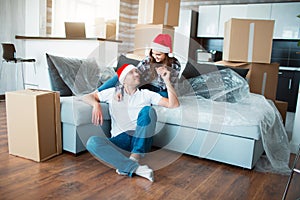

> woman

[{"left": 98, "top": 34, "right": 181, "bottom": 97}]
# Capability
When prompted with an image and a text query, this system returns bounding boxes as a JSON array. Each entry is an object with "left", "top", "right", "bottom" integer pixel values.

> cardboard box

[
  {"left": 223, "top": 18, "right": 274, "bottom": 64},
  {"left": 105, "top": 20, "right": 116, "bottom": 39},
  {"left": 274, "top": 100, "right": 288, "bottom": 125},
  {"left": 95, "top": 18, "right": 116, "bottom": 39},
  {"left": 134, "top": 24, "right": 174, "bottom": 56},
  {"left": 5, "top": 89, "right": 62, "bottom": 162},
  {"left": 138, "top": 0, "right": 180, "bottom": 27},
  {"left": 216, "top": 60, "right": 279, "bottom": 100}
]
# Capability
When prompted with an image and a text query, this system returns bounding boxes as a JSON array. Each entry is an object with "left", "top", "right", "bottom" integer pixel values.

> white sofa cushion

[{"left": 60, "top": 96, "right": 110, "bottom": 126}]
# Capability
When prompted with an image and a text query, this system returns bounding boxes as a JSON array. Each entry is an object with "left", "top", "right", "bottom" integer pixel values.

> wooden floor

[{"left": 0, "top": 100, "right": 299, "bottom": 200}]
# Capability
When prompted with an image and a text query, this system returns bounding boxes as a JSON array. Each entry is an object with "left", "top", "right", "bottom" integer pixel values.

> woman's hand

[
  {"left": 114, "top": 92, "right": 123, "bottom": 101},
  {"left": 156, "top": 66, "right": 171, "bottom": 82}
]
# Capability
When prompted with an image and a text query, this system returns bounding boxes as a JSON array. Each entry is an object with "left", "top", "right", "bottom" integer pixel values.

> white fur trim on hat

[
  {"left": 118, "top": 64, "right": 136, "bottom": 85},
  {"left": 151, "top": 42, "right": 170, "bottom": 53}
]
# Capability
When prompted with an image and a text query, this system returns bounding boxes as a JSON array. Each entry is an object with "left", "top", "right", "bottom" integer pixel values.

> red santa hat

[
  {"left": 151, "top": 34, "right": 173, "bottom": 57},
  {"left": 117, "top": 64, "right": 137, "bottom": 85}
]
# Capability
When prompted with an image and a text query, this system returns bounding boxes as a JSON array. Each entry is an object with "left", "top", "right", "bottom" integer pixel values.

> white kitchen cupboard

[
  {"left": 270, "top": 2, "right": 300, "bottom": 39},
  {"left": 246, "top": 3, "right": 272, "bottom": 19},
  {"left": 218, "top": 4, "right": 248, "bottom": 37},
  {"left": 197, "top": 5, "right": 220, "bottom": 37},
  {"left": 197, "top": 2, "right": 300, "bottom": 39}
]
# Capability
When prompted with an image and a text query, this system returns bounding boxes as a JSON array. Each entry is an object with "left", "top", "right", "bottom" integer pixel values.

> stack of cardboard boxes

[
  {"left": 216, "top": 18, "right": 288, "bottom": 124},
  {"left": 133, "top": 0, "right": 181, "bottom": 56}
]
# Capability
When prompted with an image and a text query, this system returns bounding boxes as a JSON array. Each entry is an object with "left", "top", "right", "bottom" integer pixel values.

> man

[{"left": 83, "top": 63, "right": 179, "bottom": 182}]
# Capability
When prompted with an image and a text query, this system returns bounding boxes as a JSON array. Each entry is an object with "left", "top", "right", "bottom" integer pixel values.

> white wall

[
  {"left": 0, "top": 0, "right": 26, "bottom": 93},
  {"left": 0, "top": 0, "right": 44, "bottom": 94}
]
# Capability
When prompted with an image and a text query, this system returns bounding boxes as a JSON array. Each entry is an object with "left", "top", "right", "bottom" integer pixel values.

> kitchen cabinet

[
  {"left": 197, "top": 5, "right": 220, "bottom": 37},
  {"left": 218, "top": 4, "right": 248, "bottom": 37},
  {"left": 271, "top": 2, "right": 300, "bottom": 39},
  {"left": 276, "top": 70, "right": 300, "bottom": 112},
  {"left": 197, "top": 2, "right": 300, "bottom": 39}
]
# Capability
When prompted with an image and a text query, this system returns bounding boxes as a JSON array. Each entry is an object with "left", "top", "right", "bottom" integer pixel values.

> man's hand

[
  {"left": 82, "top": 91, "right": 104, "bottom": 125},
  {"left": 92, "top": 103, "right": 103, "bottom": 126}
]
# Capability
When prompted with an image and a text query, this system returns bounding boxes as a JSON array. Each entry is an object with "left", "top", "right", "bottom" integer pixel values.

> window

[{"left": 52, "top": 0, "right": 119, "bottom": 37}]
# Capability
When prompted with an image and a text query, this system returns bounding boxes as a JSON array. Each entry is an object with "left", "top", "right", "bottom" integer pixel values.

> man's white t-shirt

[{"left": 98, "top": 88, "right": 162, "bottom": 137}]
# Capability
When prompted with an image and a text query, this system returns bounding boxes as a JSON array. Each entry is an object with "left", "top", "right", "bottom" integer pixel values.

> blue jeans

[
  {"left": 98, "top": 74, "right": 118, "bottom": 92},
  {"left": 86, "top": 106, "right": 157, "bottom": 177}
]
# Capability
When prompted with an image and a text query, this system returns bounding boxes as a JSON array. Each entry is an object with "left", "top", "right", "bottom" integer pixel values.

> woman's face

[{"left": 151, "top": 50, "right": 166, "bottom": 63}]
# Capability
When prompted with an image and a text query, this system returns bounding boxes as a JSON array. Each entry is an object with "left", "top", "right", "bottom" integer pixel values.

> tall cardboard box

[
  {"left": 5, "top": 89, "right": 62, "bottom": 162},
  {"left": 223, "top": 18, "right": 274, "bottom": 64},
  {"left": 134, "top": 24, "right": 174, "bottom": 56},
  {"left": 138, "top": 0, "right": 180, "bottom": 27},
  {"left": 216, "top": 61, "right": 279, "bottom": 101}
]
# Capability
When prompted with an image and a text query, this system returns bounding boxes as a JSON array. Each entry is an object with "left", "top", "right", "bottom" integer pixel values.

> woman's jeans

[
  {"left": 86, "top": 106, "right": 157, "bottom": 177},
  {"left": 98, "top": 74, "right": 118, "bottom": 92},
  {"left": 98, "top": 74, "right": 168, "bottom": 97}
]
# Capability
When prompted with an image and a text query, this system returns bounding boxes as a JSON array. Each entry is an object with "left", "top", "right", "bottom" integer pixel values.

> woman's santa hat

[
  {"left": 117, "top": 64, "right": 137, "bottom": 85},
  {"left": 151, "top": 34, "right": 173, "bottom": 57}
]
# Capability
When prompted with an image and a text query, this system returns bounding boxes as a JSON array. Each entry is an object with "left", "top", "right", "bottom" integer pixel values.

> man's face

[
  {"left": 152, "top": 50, "right": 166, "bottom": 62},
  {"left": 123, "top": 68, "right": 140, "bottom": 87}
]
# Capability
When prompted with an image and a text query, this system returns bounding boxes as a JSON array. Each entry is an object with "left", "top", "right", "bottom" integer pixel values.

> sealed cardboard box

[
  {"left": 105, "top": 20, "right": 116, "bottom": 39},
  {"left": 274, "top": 100, "right": 288, "bottom": 125},
  {"left": 249, "top": 62, "right": 279, "bottom": 101},
  {"left": 5, "top": 89, "right": 62, "bottom": 162},
  {"left": 216, "top": 60, "right": 279, "bottom": 100},
  {"left": 223, "top": 18, "right": 274, "bottom": 64},
  {"left": 95, "top": 19, "right": 116, "bottom": 39},
  {"left": 138, "top": 0, "right": 180, "bottom": 27},
  {"left": 134, "top": 24, "right": 174, "bottom": 55}
]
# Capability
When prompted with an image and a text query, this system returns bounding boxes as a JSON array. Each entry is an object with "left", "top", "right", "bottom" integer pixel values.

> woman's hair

[
  {"left": 149, "top": 49, "right": 176, "bottom": 67},
  {"left": 149, "top": 49, "right": 175, "bottom": 80}
]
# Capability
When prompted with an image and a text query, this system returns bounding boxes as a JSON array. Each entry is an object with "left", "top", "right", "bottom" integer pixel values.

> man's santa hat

[
  {"left": 151, "top": 34, "right": 173, "bottom": 57},
  {"left": 117, "top": 64, "right": 137, "bottom": 85}
]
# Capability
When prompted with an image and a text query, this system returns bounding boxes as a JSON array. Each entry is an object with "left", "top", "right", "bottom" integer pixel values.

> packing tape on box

[
  {"left": 164, "top": 2, "right": 169, "bottom": 25},
  {"left": 247, "top": 23, "right": 255, "bottom": 62},
  {"left": 261, "top": 72, "right": 267, "bottom": 96}
]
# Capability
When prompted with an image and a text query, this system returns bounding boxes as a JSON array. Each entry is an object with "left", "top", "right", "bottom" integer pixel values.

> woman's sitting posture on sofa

[{"left": 82, "top": 63, "right": 179, "bottom": 182}]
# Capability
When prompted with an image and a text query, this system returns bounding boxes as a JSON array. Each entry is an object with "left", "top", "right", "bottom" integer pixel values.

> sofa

[
  {"left": 59, "top": 97, "right": 111, "bottom": 153},
  {"left": 46, "top": 54, "right": 289, "bottom": 170}
]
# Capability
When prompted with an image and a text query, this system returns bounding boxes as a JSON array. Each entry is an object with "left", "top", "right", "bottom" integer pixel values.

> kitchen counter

[
  {"left": 15, "top": 35, "right": 121, "bottom": 90},
  {"left": 15, "top": 35, "right": 122, "bottom": 43}
]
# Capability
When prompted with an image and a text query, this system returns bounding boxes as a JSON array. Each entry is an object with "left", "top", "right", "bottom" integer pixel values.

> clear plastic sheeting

[
  {"left": 157, "top": 68, "right": 291, "bottom": 174},
  {"left": 178, "top": 68, "right": 250, "bottom": 103},
  {"left": 255, "top": 100, "right": 291, "bottom": 174},
  {"left": 49, "top": 55, "right": 115, "bottom": 96}
]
